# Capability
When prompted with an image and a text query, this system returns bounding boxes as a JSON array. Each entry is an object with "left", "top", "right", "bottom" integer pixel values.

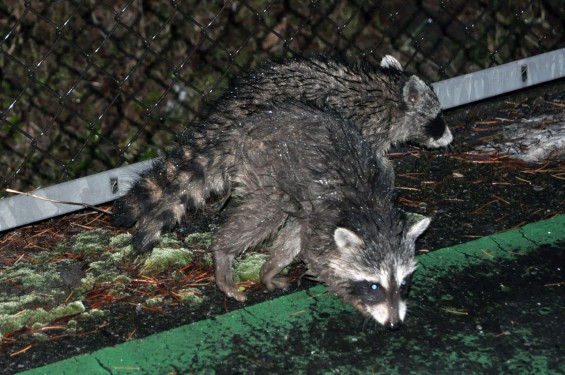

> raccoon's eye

[
  {"left": 399, "top": 278, "right": 412, "bottom": 298},
  {"left": 349, "top": 280, "right": 384, "bottom": 304}
]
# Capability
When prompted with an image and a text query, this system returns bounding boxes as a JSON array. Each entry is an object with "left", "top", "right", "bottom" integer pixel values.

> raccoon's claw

[{"left": 131, "top": 230, "right": 160, "bottom": 255}]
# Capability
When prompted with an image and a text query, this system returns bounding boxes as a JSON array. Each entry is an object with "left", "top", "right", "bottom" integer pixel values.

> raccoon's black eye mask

[
  {"left": 426, "top": 114, "right": 447, "bottom": 140},
  {"left": 348, "top": 280, "right": 386, "bottom": 305}
]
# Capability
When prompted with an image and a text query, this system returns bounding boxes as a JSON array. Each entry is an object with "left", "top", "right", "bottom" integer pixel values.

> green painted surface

[
  {"left": 21, "top": 215, "right": 565, "bottom": 374},
  {"left": 412, "top": 214, "right": 564, "bottom": 285}
]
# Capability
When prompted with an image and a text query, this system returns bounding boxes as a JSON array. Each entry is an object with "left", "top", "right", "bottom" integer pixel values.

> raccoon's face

[
  {"left": 401, "top": 75, "right": 453, "bottom": 149},
  {"left": 380, "top": 55, "right": 453, "bottom": 149},
  {"left": 329, "top": 216, "right": 430, "bottom": 330},
  {"left": 345, "top": 263, "right": 415, "bottom": 330}
]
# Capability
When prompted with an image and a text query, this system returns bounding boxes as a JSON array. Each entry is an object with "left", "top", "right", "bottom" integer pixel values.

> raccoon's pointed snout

[
  {"left": 386, "top": 319, "right": 402, "bottom": 331},
  {"left": 434, "top": 125, "right": 453, "bottom": 147},
  {"left": 385, "top": 305, "right": 403, "bottom": 331},
  {"left": 424, "top": 114, "right": 453, "bottom": 148}
]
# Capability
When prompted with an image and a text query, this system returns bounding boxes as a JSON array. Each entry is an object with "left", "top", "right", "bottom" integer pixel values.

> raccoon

[
  {"left": 213, "top": 102, "right": 430, "bottom": 330},
  {"left": 112, "top": 54, "right": 449, "bottom": 254}
]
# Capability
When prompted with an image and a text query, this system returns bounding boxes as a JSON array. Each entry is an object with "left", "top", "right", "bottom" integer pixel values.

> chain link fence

[{"left": 1, "top": 0, "right": 564, "bottom": 196}]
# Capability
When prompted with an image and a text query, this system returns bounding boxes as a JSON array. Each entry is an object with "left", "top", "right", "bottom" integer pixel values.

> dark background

[{"left": 1, "top": 0, "right": 564, "bottom": 194}]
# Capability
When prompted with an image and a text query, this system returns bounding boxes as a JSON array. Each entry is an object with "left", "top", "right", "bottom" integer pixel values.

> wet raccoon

[
  {"left": 112, "top": 55, "right": 449, "bottom": 254},
  {"left": 213, "top": 103, "right": 430, "bottom": 330}
]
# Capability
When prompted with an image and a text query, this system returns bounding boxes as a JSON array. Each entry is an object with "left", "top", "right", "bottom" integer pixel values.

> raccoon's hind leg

[
  {"left": 260, "top": 218, "right": 302, "bottom": 290},
  {"left": 212, "top": 199, "right": 288, "bottom": 302}
]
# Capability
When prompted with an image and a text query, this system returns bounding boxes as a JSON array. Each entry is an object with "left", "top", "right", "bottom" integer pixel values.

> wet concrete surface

[{"left": 1, "top": 82, "right": 564, "bottom": 373}]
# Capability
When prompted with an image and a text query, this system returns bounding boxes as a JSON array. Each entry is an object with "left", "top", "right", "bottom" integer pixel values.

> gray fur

[
  {"left": 210, "top": 103, "right": 430, "bottom": 329},
  {"left": 111, "top": 54, "right": 448, "bottom": 254}
]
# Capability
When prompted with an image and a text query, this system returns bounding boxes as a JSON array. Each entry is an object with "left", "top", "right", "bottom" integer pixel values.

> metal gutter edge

[
  {"left": 1, "top": 49, "right": 564, "bottom": 232},
  {"left": 431, "top": 48, "right": 565, "bottom": 109}
]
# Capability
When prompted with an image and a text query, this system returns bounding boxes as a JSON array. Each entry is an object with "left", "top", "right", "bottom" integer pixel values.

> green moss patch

[
  {"left": 141, "top": 248, "right": 194, "bottom": 275},
  {"left": 184, "top": 232, "right": 213, "bottom": 249},
  {"left": 0, "top": 301, "right": 85, "bottom": 338},
  {"left": 177, "top": 288, "right": 206, "bottom": 305},
  {"left": 71, "top": 229, "right": 112, "bottom": 256},
  {"left": 233, "top": 253, "right": 267, "bottom": 282}
]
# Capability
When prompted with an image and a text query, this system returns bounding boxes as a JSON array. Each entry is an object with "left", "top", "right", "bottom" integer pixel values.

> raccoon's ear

[
  {"left": 334, "top": 227, "right": 364, "bottom": 250},
  {"left": 403, "top": 75, "right": 429, "bottom": 106},
  {"left": 406, "top": 217, "right": 431, "bottom": 242},
  {"left": 380, "top": 55, "right": 403, "bottom": 71}
]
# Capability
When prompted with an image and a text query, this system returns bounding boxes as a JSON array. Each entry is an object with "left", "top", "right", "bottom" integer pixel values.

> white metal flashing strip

[
  {"left": 0, "top": 160, "right": 153, "bottom": 231},
  {"left": 431, "top": 48, "right": 565, "bottom": 109},
  {"left": 1, "top": 49, "right": 564, "bottom": 232}
]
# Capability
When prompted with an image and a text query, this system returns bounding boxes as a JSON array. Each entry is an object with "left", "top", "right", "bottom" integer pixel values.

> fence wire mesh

[{"left": 1, "top": 0, "right": 564, "bottom": 195}]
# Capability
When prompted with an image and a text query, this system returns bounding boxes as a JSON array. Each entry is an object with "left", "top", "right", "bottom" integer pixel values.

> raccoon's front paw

[
  {"left": 217, "top": 283, "right": 247, "bottom": 302},
  {"left": 263, "top": 276, "right": 290, "bottom": 291}
]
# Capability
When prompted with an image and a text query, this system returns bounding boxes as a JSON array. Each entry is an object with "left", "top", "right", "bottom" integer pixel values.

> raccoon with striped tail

[
  {"left": 111, "top": 54, "right": 449, "bottom": 255},
  {"left": 212, "top": 102, "right": 430, "bottom": 330}
]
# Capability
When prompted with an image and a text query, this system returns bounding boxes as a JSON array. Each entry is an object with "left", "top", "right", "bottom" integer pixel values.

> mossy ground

[
  {"left": 0, "top": 226, "right": 224, "bottom": 343},
  {"left": 0, "top": 225, "right": 272, "bottom": 343}
]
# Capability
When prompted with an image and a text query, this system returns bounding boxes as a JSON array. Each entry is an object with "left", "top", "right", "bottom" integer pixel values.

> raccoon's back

[
  {"left": 194, "top": 55, "right": 403, "bottom": 140},
  {"left": 238, "top": 101, "right": 394, "bottom": 213}
]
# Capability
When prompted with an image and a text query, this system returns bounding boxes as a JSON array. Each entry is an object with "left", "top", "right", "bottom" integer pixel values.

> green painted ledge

[{"left": 21, "top": 214, "right": 565, "bottom": 375}]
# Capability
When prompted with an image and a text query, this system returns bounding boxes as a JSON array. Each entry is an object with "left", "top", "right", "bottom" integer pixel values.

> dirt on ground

[{"left": 1, "top": 81, "right": 564, "bottom": 374}]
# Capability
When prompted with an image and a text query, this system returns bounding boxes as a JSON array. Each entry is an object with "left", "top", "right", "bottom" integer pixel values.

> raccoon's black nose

[
  {"left": 426, "top": 114, "right": 447, "bottom": 140},
  {"left": 386, "top": 320, "right": 402, "bottom": 331}
]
